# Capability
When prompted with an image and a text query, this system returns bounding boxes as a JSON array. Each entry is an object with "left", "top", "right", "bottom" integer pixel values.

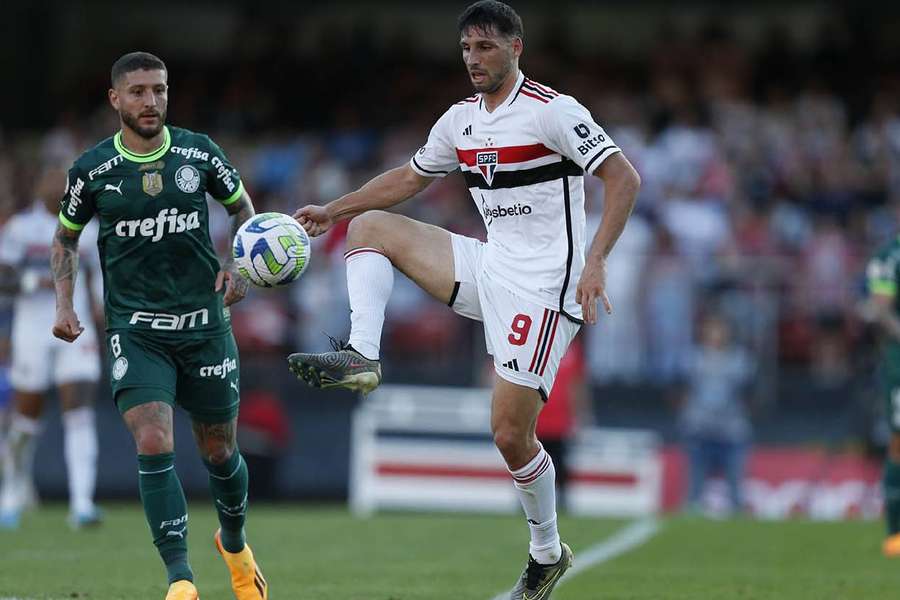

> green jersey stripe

[
  {"left": 58, "top": 212, "right": 85, "bottom": 231},
  {"left": 114, "top": 126, "right": 172, "bottom": 163},
  {"left": 870, "top": 280, "right": 897, "bottom": 296},
  {"left": 218, "top": 181, "right": 245, "bottom": 206}
]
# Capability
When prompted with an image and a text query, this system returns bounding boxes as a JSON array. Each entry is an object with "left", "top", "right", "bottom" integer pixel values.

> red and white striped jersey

[{"left": 410, "top": 71, "right": 620, "bottom": 322}]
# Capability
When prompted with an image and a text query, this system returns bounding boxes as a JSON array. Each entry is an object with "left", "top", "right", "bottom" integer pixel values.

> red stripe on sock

[{"left": 344, "top": 247, "right": 386, "bottom": 261}]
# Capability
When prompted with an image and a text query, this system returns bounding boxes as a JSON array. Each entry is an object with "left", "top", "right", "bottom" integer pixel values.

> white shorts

[
  {"left": 449, "top": 234, "right": 580, "bottom": 399},
  {"left": 10, "top": 324, "right": 101, "bottom": 393}
]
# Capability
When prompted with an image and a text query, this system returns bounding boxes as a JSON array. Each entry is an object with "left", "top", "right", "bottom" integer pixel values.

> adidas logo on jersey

[
  {"left": 114, "top": 208, "right": 200, "bottom": 242},
  {"left": 463, "top": 124, "right": 472, "bottom": 136},
  {"left": 501, "top": 359, "right": 520, "bottom": 371}
]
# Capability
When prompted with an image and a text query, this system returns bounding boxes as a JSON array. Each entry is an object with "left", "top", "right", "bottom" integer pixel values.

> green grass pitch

[{"left": 3, "top": 504, "right": 900, "bottom": 599}]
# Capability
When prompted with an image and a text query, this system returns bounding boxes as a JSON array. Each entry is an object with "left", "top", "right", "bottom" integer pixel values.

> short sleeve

[
  {"left": 409, "top": 109, "right": 459, "bottom": 178},
  {"left": 537, "top": 95, "right": 621, "bottom": 174},
  {"left": 868, "top": 255, "right": 897, "bottom": 297},
  {"left": 205, "top": 136, "right": 245, "bottom": 206},
  {"left": 58, "top": 163, "right": 95, "bottom": 231},
  {"left": 0, "top": 216, "right": 23, "bottom": 265}
]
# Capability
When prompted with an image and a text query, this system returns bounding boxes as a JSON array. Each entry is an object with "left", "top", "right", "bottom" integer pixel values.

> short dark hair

[
  {"left": 457, "top": 1, "right": 524, "bottom": 40},
  {"left": 110, "top": 51, "right": 167, "bottom": 87}
]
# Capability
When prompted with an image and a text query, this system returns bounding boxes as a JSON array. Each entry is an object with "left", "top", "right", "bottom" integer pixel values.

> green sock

[
  {"left": 138, "top": 453, "right": 192, "bottom": 584},
  {"left": 204, "top": 450, "right": 248, "bottom": 553},
  {"left": 885, "top": 461, "right": 900, "bottom": 535}
]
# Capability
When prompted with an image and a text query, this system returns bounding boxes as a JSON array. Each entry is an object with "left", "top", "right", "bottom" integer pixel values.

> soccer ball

[{"left": 232, "top": 212, "right": 311, "bottom": 287}]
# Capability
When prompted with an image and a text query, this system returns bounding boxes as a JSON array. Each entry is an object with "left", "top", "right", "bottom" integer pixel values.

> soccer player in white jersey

[
  {"left": 288, "top": 2, "right": 640, "bottom": 597},
  {"left": 0, "top": 165, "right": 103, "bottom": 530}
]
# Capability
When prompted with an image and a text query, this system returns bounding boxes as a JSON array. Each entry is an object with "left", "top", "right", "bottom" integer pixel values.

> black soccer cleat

[
  {"left": 509, "top": 542, "right": 574, "bottom": 600},
  {"left": 287, "top": 337, "right": 382, "bottom": 394}
]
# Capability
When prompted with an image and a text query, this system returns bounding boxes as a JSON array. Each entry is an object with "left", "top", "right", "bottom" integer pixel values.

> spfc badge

[
  {"left": 476, "top": 150, "right": 498, "bottom": 185},
  {"left": 142, "top": 171, "right": 164, "bottom": 197}
]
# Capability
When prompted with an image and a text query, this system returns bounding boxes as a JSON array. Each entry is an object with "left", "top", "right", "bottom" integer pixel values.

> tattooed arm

[
  {"left": 51, "top": 224, "right": 85, "bottom": 342},
  {"left": 216, "top": 190, "right": 256, "bottom": 307}
]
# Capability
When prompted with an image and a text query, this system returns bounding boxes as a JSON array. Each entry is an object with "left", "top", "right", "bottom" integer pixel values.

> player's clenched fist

[
  {"left": 293, "top": 204, "right": 333, "bottom": 237},
  {"left": 52, "top": 307, "right": 85, "bottom": 342}
]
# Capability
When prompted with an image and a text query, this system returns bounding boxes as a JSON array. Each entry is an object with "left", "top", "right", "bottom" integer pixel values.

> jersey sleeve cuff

[
  {"left": 217, "top": 181, "right": 245, "bottom": 206},
  {"left": 583, "top": 146, "right": 621, "bottom": 175},
  {"left": 58, "top": 212, "right": 85, "bottom": 231},
  {"left": 870, "top": 280, "right": 897, "bottom": 296},
  {"left": 410, "top": 156, "right": 449, "bottom": 178}
]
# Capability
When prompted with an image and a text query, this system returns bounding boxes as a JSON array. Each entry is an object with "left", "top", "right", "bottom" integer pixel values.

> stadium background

[{"left": 2, "top": 0, "right": 900, "bottom": 509}]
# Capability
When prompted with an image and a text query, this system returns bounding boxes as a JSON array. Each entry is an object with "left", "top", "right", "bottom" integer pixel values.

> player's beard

[
  {"left": 120, "top": 108, "right": 166, "bottom": 139},
  {"left": 471, "top": 57, "right": 514, "bottom": 94}
]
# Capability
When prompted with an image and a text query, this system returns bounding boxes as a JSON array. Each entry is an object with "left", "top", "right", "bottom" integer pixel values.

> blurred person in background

[
  {"left": 235, "top": 386, "right": 291, "bottom": 502},
  {"left": 537, "top": 338, "right": 589, "bottom": 511},
  {"left": 288, "top": 2, "right": 640, "bottom": 598},
  {"left": 52, "top": 52, "right": 266, "bottom": 600},
  {"left": 865, "top": 226, "right": 900, "bottom": 556},
  {"left": 679, "top": 313, "right": 754, "bottom": 515},
  {"left": 0, "top": 165, "right": 103, "bottom": 530}
]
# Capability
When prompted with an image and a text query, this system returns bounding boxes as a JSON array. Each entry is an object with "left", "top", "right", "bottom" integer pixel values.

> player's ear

[
  {"left": 108, "top": 87, "right": 120, "bottom": 111},
  {"left": 512, "top": 36, "right": 523, "bottom": 58}
]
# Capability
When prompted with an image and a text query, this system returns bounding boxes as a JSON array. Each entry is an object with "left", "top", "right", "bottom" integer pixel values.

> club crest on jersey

[
  {"left": 175, "top": 165, "right": 200, "bottom": 193},
  {"left": 142, "top": 172, "right": 164, "bottom": 197},
  {"left": 476, "top": 151, "right": 498, "bottom": 185}
]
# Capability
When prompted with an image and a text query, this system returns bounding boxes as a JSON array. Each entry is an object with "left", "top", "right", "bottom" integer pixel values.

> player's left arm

[
  {"left": 217, "top": 190, "right": 256, "bottom": 307},
  {"left": 536, "top": 96, "right": 641, "bottom": 324},
  {"left": 580, "top": 152, "right": 641, "bottom": 324}
]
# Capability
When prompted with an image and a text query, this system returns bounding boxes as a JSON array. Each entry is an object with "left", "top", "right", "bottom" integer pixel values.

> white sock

[
  {"left": 1, "top": 413, "right": 41, "bottom": 514},
  {"left": 509, "top": 445, "right": 562, "bottom": 564},
  {"left": 63, "top": 406, "right": 98, "bottom": 516},
  {"left": 345, "top": 247, "right": 394, "bottom": 360}
]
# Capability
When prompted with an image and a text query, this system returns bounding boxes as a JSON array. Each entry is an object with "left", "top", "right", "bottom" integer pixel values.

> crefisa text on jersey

[{"left": 170, "top": 146, "right": 210, "bottom": 161}]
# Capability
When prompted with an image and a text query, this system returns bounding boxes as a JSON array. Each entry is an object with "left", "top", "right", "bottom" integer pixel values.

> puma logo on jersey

[
  {"left": 115, "top": 208, "right": 200, "bottom": 242},
  {"left": 165, "top": 527, "right": 187, "bottom": 539},
  {"left": 104, "top": 180, "right": 123, "bottom": 195},
  {"left": 230, "top": 380, "right": 239, "bottom": 393}
]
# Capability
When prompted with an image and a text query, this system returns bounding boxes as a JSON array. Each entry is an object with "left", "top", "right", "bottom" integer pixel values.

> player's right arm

[
  {"left": 295, "top": 108, "right": 459, "bottom": 237},
  {"left": 868, "top": 254, "right": 900, "bottom": 342},
  {"left": 51, "top": 224, "right": 84, "bottom": 342},
  {"left": 295, "top": 165, "right": 433, "bottom": 237},
  {"left": 52, "top": 163, "right": 95, "bottom": 342}
]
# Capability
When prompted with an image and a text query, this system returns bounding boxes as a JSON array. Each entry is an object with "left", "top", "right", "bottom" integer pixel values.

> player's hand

[
  {"left": 575, "top": 258, "right": 612, "bottom": 325},
  {"left": 216, "top": 263, "right": 249, "bottom": 307},
  {"left": 293, "top": 204, "right": 333, "bottom": 237},
  {"left": 52, "top": 307, "right": 84, "bottom": 343}
]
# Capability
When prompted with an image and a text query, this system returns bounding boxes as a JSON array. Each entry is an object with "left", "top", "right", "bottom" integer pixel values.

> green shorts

[{"left": 107, "top": 328, "right": 240, "bottom": 423}]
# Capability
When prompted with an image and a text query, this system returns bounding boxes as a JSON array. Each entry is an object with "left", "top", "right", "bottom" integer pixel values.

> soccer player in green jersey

[
  {"left": 867, "top": 235, "right": 900, "bottom": 558},
  {"left": 51, "top": 52, "right": 267, "bottom": 600}
]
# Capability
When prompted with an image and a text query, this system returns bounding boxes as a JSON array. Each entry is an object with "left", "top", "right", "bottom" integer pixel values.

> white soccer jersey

[
  {"left": 0, "top": 202, "right": 98, "bottom": 336},
  {"left": 410, "top": 71, "right": 620, "bottom": 321}
]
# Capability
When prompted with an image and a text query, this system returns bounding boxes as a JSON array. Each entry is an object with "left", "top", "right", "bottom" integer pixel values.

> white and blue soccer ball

[{"left": 232, "top": 212, "right": 311, "bottom": 287}]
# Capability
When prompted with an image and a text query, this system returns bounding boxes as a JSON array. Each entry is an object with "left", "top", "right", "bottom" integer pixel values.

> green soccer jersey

[
  {"left": 868, "top": 236, "right": 900, "bottom": 365},
  {"left": 59, "top": 125, "right": 243, "bottom": 336}
]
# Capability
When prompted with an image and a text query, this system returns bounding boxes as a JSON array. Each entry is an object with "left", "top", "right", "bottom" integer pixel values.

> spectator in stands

[{"left": 679, "top": 313, "right": 755, "bottom": 515}]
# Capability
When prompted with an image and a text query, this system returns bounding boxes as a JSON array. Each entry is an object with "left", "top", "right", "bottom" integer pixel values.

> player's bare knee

[
  {"left": 202, "top": 443, "right": 235, "bottom": 465},
  {"left": 134, "top": 426, "right": 173, "bottom": 455},
  {"left": 493, "top": 427, "right": 530, "bottom": 467},
  {"left": 346, "top": 211, "right": 396, "bottom": 255}
]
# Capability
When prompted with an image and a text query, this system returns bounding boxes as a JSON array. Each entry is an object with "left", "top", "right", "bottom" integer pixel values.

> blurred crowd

[{"left": 1, "top": 15, "right": 900, "bottom": 428}]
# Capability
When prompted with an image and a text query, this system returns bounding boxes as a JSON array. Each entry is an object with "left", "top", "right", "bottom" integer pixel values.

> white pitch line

[{"left": 490, "top": 517, "right": 661, "bottom": 600}]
